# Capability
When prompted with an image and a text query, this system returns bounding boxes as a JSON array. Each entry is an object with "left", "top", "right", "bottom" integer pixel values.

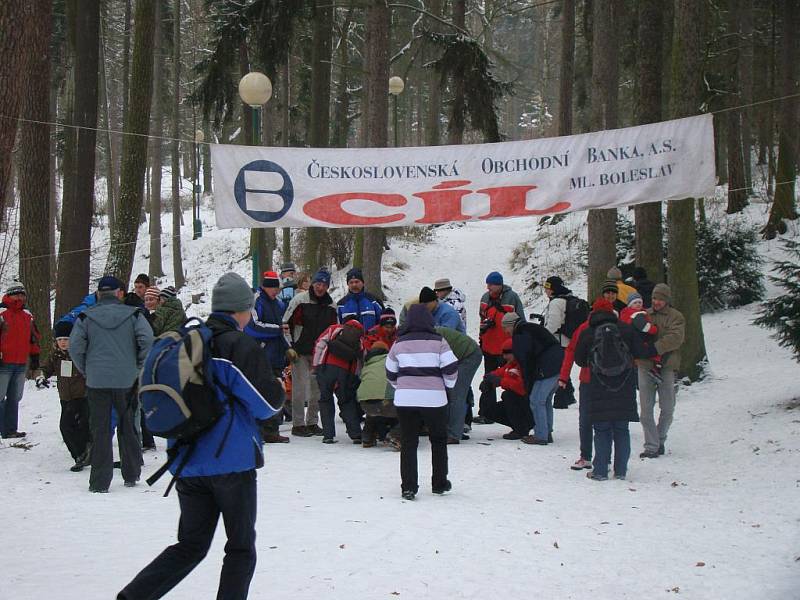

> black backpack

[
  {"left": 560, "top": 296, "right": 590, "bottom": 339},
  {"left": 326, "top": 326, "right": 363, "bottom": 362},
  {"left": 590, "top": 322, "right": 633, "bottom": 391}
]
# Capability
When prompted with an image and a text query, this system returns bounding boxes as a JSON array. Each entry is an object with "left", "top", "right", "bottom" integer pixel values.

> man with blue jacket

[
  {"left": 69, "top": 276, "right": 153, "bottom": 492},
  {"left": 419, "top": 286, "right": 466, "bottom": 333},
  {"left": 245, "top": 270, "right": 290, "bottom": 443},
  {"left": 337, "top": 267, "right": 384, "bottom": 329},
  {"left": 118, "top": 272, "right": 284, "bottom": 600}
]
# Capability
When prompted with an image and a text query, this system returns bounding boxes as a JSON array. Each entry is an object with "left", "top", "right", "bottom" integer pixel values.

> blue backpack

[{"left": 139, "top": 318, "right": 232, "bottom": 495}]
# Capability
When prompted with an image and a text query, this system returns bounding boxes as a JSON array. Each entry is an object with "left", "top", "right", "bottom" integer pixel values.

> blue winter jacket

[
  {"left": 168, "top": 313, "right": 283, "bottom": 477},
  {"left": 337, "top": 291, "right": 383, "bottom": 330},
  {"left": 244, "top": 289, "right": 289, "bottom": 370},
  {"left": 431, "top": 301, "right": 466, "bottom": 333}
]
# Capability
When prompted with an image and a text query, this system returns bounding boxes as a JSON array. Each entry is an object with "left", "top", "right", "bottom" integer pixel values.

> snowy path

[{"left": 1, "top": 221, "right": 799, "bottom": 600}]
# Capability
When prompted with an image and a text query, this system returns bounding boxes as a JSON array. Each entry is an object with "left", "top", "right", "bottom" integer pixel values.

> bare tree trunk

[
  {"left": 304, "top": 0, "right": 334, "bottom": 271},
  {"left": 668, "top": 0, "right": 707, "bottom": 380},
  {"left": 0, "top": 2, "right": 29, "bottom": 227},
  {"left": 99, "top": 19, "right": 116, "bottom": 231},
  {"left": 557, "top": 0, "right": 575, "bottom": 137},
  {"left": 725, "top": 0, "right": 748, "bottom": 214},
  {"left": 739, "top": 0, "right": 753, "bottom": 193},
  {"left": 55, "top": 0, "right": 100, "bottom": 319},
  {"left": 148, "top": 9, "right": 164, "bottom": 278},
  {"left": 362, "top": 0, "right": 390, "bottom": 301},
  {"left": 447, "top": 0, "right": 467, "bottom": 145},
  {"left": 105, "top": 0, "right": 157, "bottom": 286},
  {"left": 171, "top": 0, "right": 185, "bottom": 289},
  {"left": 425, "top": 0, "right": 444, "bottom": 146},
  {"left": 634, "top": 0, "right": 665, "bottom": 283},
  {"left": 19, "top": 0, "right": 52, "bottom": 355},
  {"left": 764, "top": 0, "right": 799, "bottom": 238},
  {"left": 587, "top": 0, "right": 618, "bottom": 300}
]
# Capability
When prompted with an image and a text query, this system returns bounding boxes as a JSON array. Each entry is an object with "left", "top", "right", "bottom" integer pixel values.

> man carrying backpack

[
  {"left": 573, "top": 298, "right": 651, "bottom": 481},
  {"left": 118, "top": 272, "right": 284, "bottom": 600},
  {"left": 69, "top": 276, "right": 153, "bottom": 492}
]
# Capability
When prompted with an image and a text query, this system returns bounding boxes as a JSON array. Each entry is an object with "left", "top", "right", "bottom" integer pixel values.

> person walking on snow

[
  {"left": 476, "top": 271, "right": 525, "bottom": 424},
  {"left": 118, "top": 272, "right": 284, "bottom": 600},
  {"left": 0, "top": 282, "right": 41, "bottom": 439}
]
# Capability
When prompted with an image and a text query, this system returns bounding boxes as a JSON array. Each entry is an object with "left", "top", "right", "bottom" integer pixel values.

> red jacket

[
  {"left": 312, "top": 323, "right": 363, "bottom": 374},
  {"left": 363, "top": 325, "right": 396, "bottom": 352},
  {"left": 559, "top": 319, "right": 590, "bottom": 384},
  {"left": 491, "top": 359, "right": 526, "bottom": 397},
  {"left": 619, "top": 306, "right": 658, "bottom": 335},
  {"left": 0, "top": 295, "right": 41, "bottom": 366}
]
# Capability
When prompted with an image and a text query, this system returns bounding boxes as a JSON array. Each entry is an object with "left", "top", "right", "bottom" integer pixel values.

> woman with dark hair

[{"left": 385, "top": 304, "right": 459, "bottom": 500}]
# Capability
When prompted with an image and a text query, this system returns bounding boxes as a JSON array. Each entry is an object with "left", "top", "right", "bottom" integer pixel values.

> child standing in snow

[
  {"left": 620, "top": 292, "right": 666, "bottom": 383},
  {"left": 36, "top": 321, "right": 91, "bottom": 471}
]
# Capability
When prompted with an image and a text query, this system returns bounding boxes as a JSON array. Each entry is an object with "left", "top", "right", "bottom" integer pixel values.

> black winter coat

[
  {"left": 511, "top": 321, "right": 564, "bottom": 392},
  {"left": 574, "top": 311, "right": 651, "bottom": 423},
  {"left": 633, "top": 278, "right": 655, "bottom": 308}
]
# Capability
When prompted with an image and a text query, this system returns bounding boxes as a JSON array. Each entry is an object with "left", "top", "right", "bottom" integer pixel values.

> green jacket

[
  {"left": 638, "top": 304, "right": 685, "bottom": 371},
  {"left": 152, "top": 298, "right": 187, "bottom": 337},
  {"left": 435, "top": 326, "right": 479, "bottom": 360},
  {"left": 357, "top": 348, "right": 394, "bottom": 402}
]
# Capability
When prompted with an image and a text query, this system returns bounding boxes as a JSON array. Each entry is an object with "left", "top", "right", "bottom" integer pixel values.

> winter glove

[
  {"left": 286, "top": 348, "right": 299, "bottom": 363},
  {"left": 35, "top": 376, "right": 50, "bottom": 389},
  {"left": 484, "top": 373, "right": 501, "bottom": 387},
  {"left": 631, "top": 312, "right": 654, "bottom": 334}
]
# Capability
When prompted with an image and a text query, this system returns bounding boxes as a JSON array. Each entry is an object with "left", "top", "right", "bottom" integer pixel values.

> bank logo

[{"left": 233, "top": 160, "right": 294, "bottom": 223}]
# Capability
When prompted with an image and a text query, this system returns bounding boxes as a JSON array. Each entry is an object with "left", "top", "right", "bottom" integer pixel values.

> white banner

[{"left": 211, "top": 114, "right": 715, "bottom": 229}]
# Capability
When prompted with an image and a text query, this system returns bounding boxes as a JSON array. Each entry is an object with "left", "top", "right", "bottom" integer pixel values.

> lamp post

[
  {"left": 238, "top": 72, "right": 273, "bottom": 288},
  {"left": 388, "top": 76, "right": 404, "bottom": 147},
  {"left": 192, "top": 129, "right": 204, "bottom": 239}
]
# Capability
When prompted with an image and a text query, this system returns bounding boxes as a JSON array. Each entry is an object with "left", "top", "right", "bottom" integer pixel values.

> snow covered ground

[{"left": 2, "top": 207, "right": 800, "bottom": 599}]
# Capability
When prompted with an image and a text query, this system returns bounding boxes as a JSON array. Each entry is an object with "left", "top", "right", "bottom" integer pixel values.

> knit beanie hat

[
  {"left": 652, "top": 283, "right": 672, "bottom": 303},
  {"left": 261, "top": 271, "right": 280, "bottom": 288},
  {"left": 159, "top": 285, "right": 177, "bottom": 300},
  {"left": 486, "top": 271, "right": 504, "bottom": 286},
  {"left": 601, "top": 280, "right": 619, "bottom": 294},
  {"left": 607, "top": 266, "right": 623, "bottom": 280},
  {"left": 212, "top": 272, "right": 254, "bottom": 313},
  {"left": 144, "top": 286, "right": 161, "bottom": 301},
  {"left": 543, "top": 275, "right": 563, "bottom": 290},
  {"left": 53, "top": 320, "right": 73, "bottom": 339},
  {"left": 380, "top": 307, "right": 397, "bottom": 326},
  {"left": 592, "top": 298, "right": 615, "bottom": 313},
  {"left": 419, "top": 286, "right": 437, "bottom": 304},
  {"left": 346, "top": 267, "right": 364, "bottom": 283},
  {"left": 627, "top": 292, "right": 643, "bottom": 307},
  {"left": 501, "top": 312, "right": 520, "bottom": 327},
  {"left": 279, "top": 262, "right": 297, "bottom": 274},
  {"left": 312, "top": 269, "right": 331, "bottom": 286},
  {"left": 5, "top": 281, "right": 25, "bottom": 296}
]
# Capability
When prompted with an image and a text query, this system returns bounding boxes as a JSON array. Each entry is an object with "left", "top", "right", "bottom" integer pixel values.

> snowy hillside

[{"left": 1, "top": 196, "right": 799, "bottom": 599}]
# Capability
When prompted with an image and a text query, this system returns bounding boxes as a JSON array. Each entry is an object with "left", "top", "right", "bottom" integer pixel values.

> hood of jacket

[
  {"left": 1, "top": 294, "right": 25, "bottom": 311},
  {"left": 588, "top": 309, "right": 618, "bottom": 327},
  {"left": 405, "top": 303, "right": 435, "bottom": 334},
  {"left": 83, "top": 297, "right": 140, "bottom": 330}
]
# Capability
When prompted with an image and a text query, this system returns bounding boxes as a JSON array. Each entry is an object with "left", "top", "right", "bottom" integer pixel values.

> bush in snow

[
  {"left": 616, "top": 213, "right": 636, "bottom": 278},
  {"left": 754, "top": 238, "right": 800, "bottom": 362},
  {"left": 695, "top": 219, "right": 764, "bottom": 312}
]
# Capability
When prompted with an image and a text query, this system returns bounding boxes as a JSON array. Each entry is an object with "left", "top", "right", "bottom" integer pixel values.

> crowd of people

[{"left": 0, "top": 262, "right": 684, "bottom": 599}]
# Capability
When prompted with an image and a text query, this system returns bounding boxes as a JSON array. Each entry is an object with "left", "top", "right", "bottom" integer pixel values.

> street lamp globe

[
  {"left": 238, "top": 72, "right": 272, "bottom": 107},
  {"left": 388, "top": 76, "right": 405, "bottom": 96}
]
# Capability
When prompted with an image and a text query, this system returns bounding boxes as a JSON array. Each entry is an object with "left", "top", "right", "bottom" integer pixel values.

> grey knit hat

[
  {"left": 607, "top": 266, "right": 622, "bottom": 280},
  {"left": 501, "top": 312, "right": 521, "bottom": 327},
  {"left": 212, "top": 272, "right": 255, "bottom": 313},
  {"left": 4, "top": 281, "right": 26, "bottom": 296},
  {"left": 652, "top": 283, "right": 672, "bottom": 303}
]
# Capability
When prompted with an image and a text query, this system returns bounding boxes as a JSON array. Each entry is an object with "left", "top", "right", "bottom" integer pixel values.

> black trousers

[
  {"left": 118, "top": 471, "right": 258, "bottom": 600},
  {"left": 478, "top": 354, "right": 503, "bottom": 417},
  {"left": 316, "top": 365, "right": 362, "bottom": 440},
  {"left": 485, "top": 390, "right": 533, "bottom": 435},
  {"left": 140, "top": 407, "right": 155, "bottom": 448},
  {"left": 88, "top": 387, "right": 141, "bottom": 490},
  {"left": 60, "top": 398, "right": 90, "bottom": 460},
  {"left": 261, "top": 368, "right": 285, "bottom": 435},
  {"left": 397, "top": 405, "right": 448, "bottom": 493}
]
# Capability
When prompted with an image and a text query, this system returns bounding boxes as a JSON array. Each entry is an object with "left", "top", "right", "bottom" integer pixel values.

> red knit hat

[
  {"left": 501, "top": 338, "right": 514, "bottom": 353},
  {"left": 592, "top": 298, "right": 614, "bottom": 313},
  {"left": 344, "top": 319, "right": 364, "bottom": 331},
  {"left": 261, "top": 271, "right": 280, "bottom": 288}
]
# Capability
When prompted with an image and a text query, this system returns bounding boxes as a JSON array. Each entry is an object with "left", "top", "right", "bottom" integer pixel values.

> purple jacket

[{"left": 386, "top": 304, "right": 458, "bottom": 408}]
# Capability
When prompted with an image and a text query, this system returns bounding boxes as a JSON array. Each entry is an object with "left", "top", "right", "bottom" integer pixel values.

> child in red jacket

[
  {"left": 481, "top": 339, "right": 533, "bottom": 439},
  {"left": 620, "top": 293, "right": 664, "bottom": 382}
]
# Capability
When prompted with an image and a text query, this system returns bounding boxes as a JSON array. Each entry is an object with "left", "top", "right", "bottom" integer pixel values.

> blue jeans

[
  {"left": 578, "top": 383, "right": 593, "bottom": 460},
  {"left": 592, "top": 421, "right": 631, "bottom": 478},
  {"left": 447, "top": 350, "right": 482, "bottom": 439},
  {"left": 529, "top": 375, "right": 558, "bottom": 440},
  {"left": 0, "top": 364, "right": 26, "bottom": 436}
]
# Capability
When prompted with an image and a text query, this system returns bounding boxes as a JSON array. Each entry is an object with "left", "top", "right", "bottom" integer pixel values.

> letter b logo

[{"left": 233, "top": 160, "right": 294, "bottom": 223}]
